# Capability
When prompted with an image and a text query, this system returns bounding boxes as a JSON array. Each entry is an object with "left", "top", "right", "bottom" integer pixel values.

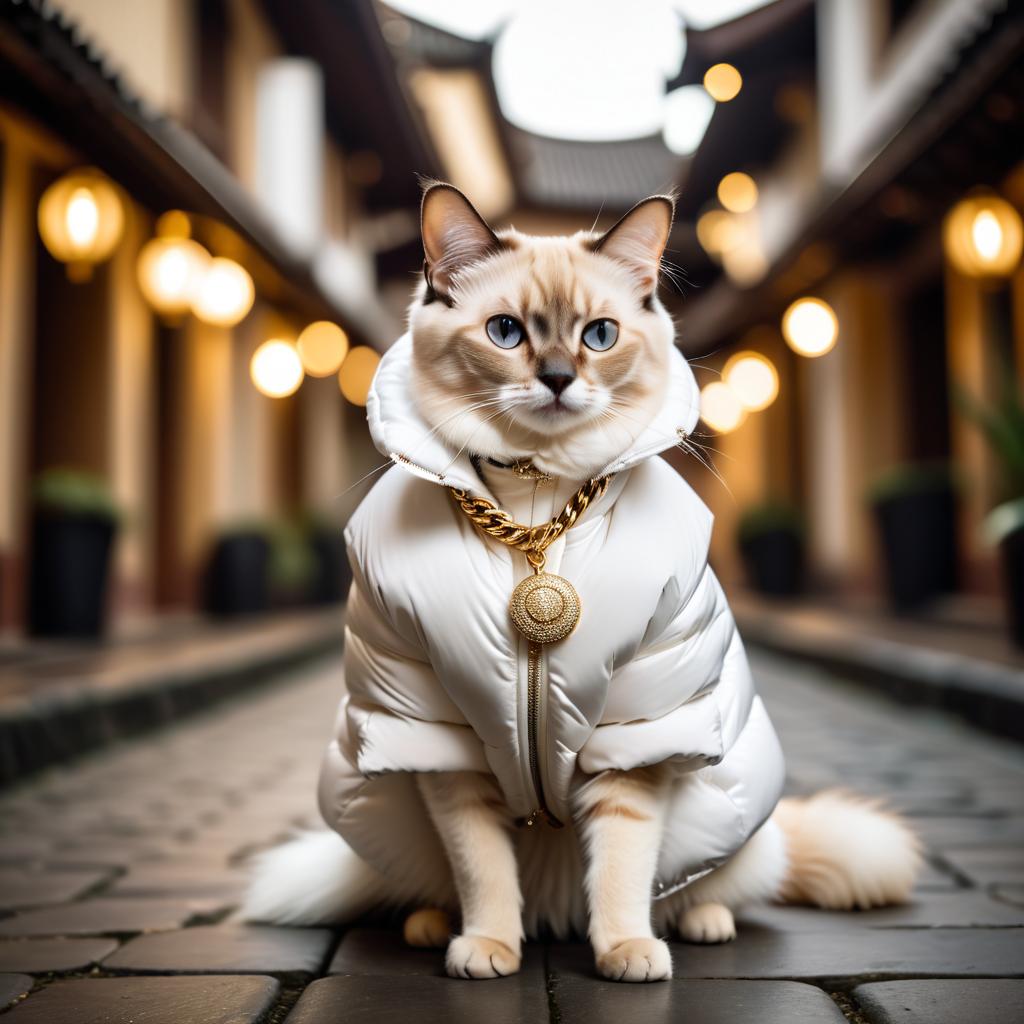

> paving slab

[
  {"left": 738, "top": 891, "right": 1024, "bottom": 930},
  {"left": 105, "top": 863, "right": 247, "bottom": 899},
  {"left": 0, "top": 868, "right": 111, "bottom": 911},
  {"left": 327, "top": 927, "right": 544, "bottom": 978},
  {"left": 550, "top": 976, "right": 845, "bottom": 1023},
  {"left": 3, "top": 975, "right": 280, "bottom": 1023},
  {"left": 286, "top": 974, "right": 548, "bottom": 1024},
  {"left": 0, "top": 937, "right": 118, "bottom": 973},
  {"left": 102, "top": 923, "right": 332, "bottom": 975},
  {"left": 940, "top": 847, "right": 1024, "bottom": 885},
  {"left": 550, "top": 928, "right": 1024, "bottom": 984},
  {"left": 853, "top": 979, "right": 1024, "bottom": 1024},
  {"left": 0, "top": 974, "right": 32, "bottom": 1009},
  {"left": 0, "top": 897, "right": 224, "bottom": 937}
]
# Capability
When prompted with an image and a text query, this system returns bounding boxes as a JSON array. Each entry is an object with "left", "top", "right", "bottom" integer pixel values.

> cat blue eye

[
  {"left": 582, "top": 319, "right": 619, "bottom": 352},
  {"left": 486, "top": 315, "right": 525, "bottom": 349}
]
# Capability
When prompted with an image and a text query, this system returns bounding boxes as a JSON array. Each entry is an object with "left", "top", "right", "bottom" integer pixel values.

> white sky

[{"left": 383, "top": 0, "right": 774, "bottom": 142}]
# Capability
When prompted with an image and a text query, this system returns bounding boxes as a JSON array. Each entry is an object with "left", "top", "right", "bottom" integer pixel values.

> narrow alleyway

[{"left": 0, "top": 651, "right": 1021, "bottom": 1022}]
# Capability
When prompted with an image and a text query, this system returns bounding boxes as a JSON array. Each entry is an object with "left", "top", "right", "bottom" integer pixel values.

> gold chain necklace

[{"left": 449, "top": 475, "right": 610, "bottom": 644}]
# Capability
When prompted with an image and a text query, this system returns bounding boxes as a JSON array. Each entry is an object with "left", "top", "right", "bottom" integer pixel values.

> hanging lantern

[
  {"left": 723, "top": 351, "right": 779, "bottom": 411},
  {"left": 338, "top": 346, "right": 381, "bottom": 406},
  {"left": 943, "top": 193, "right": 1023, "bottom": 279},
  {"left": 297, "top": 321, "right": 349, "bottom": 377},
  {"left": 137, "top": 212, "right": 210, "bottom": 319},
  {"left": 700, "top": 381, "right": 746, "bottom": 433},
  {"left": 37, "top": 168, "right": 125, "bottom": 281},
  {"left": 251, "top": 339, "right": 304, "bottom": 398},
  {"left": 782, "top": 297, "right": 838, "bottom": 357},
  {"left": 192, "top": 258, "right": 255, "bottom": 327}
]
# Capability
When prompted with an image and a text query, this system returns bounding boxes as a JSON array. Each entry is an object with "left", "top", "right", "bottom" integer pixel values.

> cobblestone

[{"left": 0, "top": 651, "right": 1020, "bottom": 1020}]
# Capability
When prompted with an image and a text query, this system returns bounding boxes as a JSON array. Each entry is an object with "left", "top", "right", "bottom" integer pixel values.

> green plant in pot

[
  {"left": 959, "top": 373, "right": 1024, "bottom": 647},
  {"left": 267, "top": 519, "right": 317, "bottom": 609},
  {"left": 29, "top": 468, "right": 120, "bottom": 638},
  {"left": 867, "top": 463, "right": 958, "bottom": 612},
  {"left": 737, "top": 502, "right": 805, "bottom": 598}
]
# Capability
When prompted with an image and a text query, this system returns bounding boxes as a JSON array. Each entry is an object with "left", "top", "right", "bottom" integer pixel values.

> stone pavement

[{"left": 0, "top": 651, "right": 1021, "bottom": 1022}]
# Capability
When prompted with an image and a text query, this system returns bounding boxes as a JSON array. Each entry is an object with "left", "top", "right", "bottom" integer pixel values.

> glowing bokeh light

[
  {"left": 298, "top": 321, "right": 350, "bottom": 377},
  {"left": 723, "top": 351, "right": 779, "bottom": 411},
  {"left": 700, "top": 381, "right": 747, "bottom": 433},
  {"left": 137, "top": 237, "right": 211, "bottom": 317},
  {"left": 338, "top": 346, "right": 381, "bottom": 406},
  {"left": 251, "top": 340, "right": 304, "bottom": 398},
  {"left": 782, "top": 297, "right": 839, "bottom": 357},
  {"left": 703, "top": 63, "right": 742, "bottom": 102},
  {"left": 717, "top": 171, "right": 758, "bottom": 213},
  {"left": 192, "top": 258, "right": 255, "bottom": 327}
]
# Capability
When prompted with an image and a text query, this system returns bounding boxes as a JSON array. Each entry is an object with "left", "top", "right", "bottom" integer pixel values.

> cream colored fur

[{"left": 243, "top": 187, "right": 921, "bottom": 981}]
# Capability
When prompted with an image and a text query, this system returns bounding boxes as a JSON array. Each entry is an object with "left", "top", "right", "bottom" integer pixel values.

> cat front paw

[
  {"left": 677, "top": 902, "right": 736, "bottom": 944},
  {"left": 445, "top": 934, "right": 521, "bottom": 979},
  {"left": 596, "top": 937, "right": 672, "bottom": 982}
]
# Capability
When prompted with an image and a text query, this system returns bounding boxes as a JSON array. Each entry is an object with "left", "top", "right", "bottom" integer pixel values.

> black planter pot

[
  {"left": 1000, "top": 525, "right": 1024, "bottom": 649},
  {"left": 309, "top": 529, "right": 351, "bottom": 605},
  {"left": 740, "top": 528, "right": 804, "bottom": 598},
  {"left": 29, "top": 513, "right": 116, "bottom": 638},
  {"left": 203, "top": 533, "right": 270, "bottom": 618},
  {"left": 873, "top": 486, "right": 957, "bottom": 611}
]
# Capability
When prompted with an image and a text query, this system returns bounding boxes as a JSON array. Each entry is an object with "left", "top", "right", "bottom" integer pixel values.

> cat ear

[
  {"left": 592, "top": 196, "right": 674, "bottom": 296},
  {"left": 421, "top": 183, "right": 502, "bottom": 304}
]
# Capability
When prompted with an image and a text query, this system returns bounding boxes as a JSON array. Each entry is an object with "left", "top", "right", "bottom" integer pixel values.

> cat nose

[{"left": 538, "top": 359, "right": 576, "bottom": 397}]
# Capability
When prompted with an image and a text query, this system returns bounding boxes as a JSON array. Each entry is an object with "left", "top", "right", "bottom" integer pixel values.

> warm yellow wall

[
  {"left": 945, "top": 268, "right": 1001, "bottom": 586},
  {"left": 107, "top": 202, "right": 156, "bottom": 603},
  {"left": 802, "top": 271, "right": 904, "bottom": 588},
  {"left": 56, "top": 0, "right": 192, "bottom": 118}
]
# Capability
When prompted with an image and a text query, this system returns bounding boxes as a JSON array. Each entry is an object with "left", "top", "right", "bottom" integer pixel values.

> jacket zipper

[
  {"left": 397, "top": 448, "right": 563, "bottom": 828},
  {"left": 523, "top": 640, "right": 563, "bottom": 828}
]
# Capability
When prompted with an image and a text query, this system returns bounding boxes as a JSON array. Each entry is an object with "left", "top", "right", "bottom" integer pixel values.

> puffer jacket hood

[{"left": 318, "top": 333, "right": 785, "bottom": 903}]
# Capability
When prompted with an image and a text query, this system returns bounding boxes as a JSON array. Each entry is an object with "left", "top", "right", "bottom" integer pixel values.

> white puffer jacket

[{"left": 318, "top": 334, "right": 785, "bottom": 900}]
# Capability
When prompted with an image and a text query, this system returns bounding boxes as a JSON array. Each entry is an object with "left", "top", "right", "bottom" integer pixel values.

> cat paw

[
  {"left": 596, "top": 937, "right": 672, "bottom": 982},
  {"left": 403, "top": 908, "right": 451, "bottom": 948},
  {"left": 445, "top": 934, "right": 521, "bottom": 979},
  {"left": 677, "top": 903, "right": 736, "bottom": 944}
]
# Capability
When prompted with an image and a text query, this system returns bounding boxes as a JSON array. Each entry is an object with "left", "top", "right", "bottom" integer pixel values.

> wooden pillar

[{"left": 0, "top": 134, "right": 35, "bottom": 629}]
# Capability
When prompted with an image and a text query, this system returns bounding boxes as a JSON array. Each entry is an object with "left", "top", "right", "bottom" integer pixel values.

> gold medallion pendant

[
  {"left": 449, "top": 474, "right": 609, "bottom": 645},
  {"left": 509, "top": 570, "right": 581, "bottom": 644}
]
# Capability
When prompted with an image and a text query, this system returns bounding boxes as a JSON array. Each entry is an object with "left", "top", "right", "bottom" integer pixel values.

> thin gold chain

[{"left": 449, "top": 476, "right": 610, "bottom": 568}]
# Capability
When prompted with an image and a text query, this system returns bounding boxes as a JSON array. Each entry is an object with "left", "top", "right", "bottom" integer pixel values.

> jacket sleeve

[
  {"left": 338, "top": 541, "right": 489, "bottom": 778},
  {"left": 576, "top": 561, "right": 754, "bottom": 775}
]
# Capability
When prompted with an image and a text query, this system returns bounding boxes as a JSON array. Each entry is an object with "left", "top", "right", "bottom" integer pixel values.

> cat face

[{"left": 408, "top": 184, "right": 675, "bottom": 478}]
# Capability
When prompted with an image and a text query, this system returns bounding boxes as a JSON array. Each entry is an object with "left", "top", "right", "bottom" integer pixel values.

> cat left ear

[
  {"left": 421, "top": 183, "right": 503, "bottom": 305},
  {"left": 592, "top": 196, "right": 674, "bottom": 297}
]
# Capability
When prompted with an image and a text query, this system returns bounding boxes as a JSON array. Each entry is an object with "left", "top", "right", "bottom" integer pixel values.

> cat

[{"left": 244, "top": 183, "right": 921, "bottom": 982}]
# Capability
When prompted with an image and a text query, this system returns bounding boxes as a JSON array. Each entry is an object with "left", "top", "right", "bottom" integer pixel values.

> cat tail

[
  {"left": 241, "top": 830, "right": 392, "bottom": 926},
  {"left": 773, "top": 790, "right": 922, "bottom": 909}
]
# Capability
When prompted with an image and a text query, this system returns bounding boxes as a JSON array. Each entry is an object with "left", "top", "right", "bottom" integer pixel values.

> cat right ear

[{"left": 421, "top": 183, "right": 502, "bottom": 305}]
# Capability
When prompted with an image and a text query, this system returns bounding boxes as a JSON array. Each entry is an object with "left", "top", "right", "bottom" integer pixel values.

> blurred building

[
  {"left": 1, "top": 0, "right": 1022, "bottom": 644},
  {"left": 0, "top": 0, "right": 439, "bottom": 632}
]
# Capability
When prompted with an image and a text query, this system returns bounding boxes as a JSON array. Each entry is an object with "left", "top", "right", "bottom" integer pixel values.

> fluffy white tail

[
  {"left": 774, "top": 790, "right": 922, "bottom": 910},
  {"left": 242, "top": 831, "right": 391, "bottom": 926}
]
